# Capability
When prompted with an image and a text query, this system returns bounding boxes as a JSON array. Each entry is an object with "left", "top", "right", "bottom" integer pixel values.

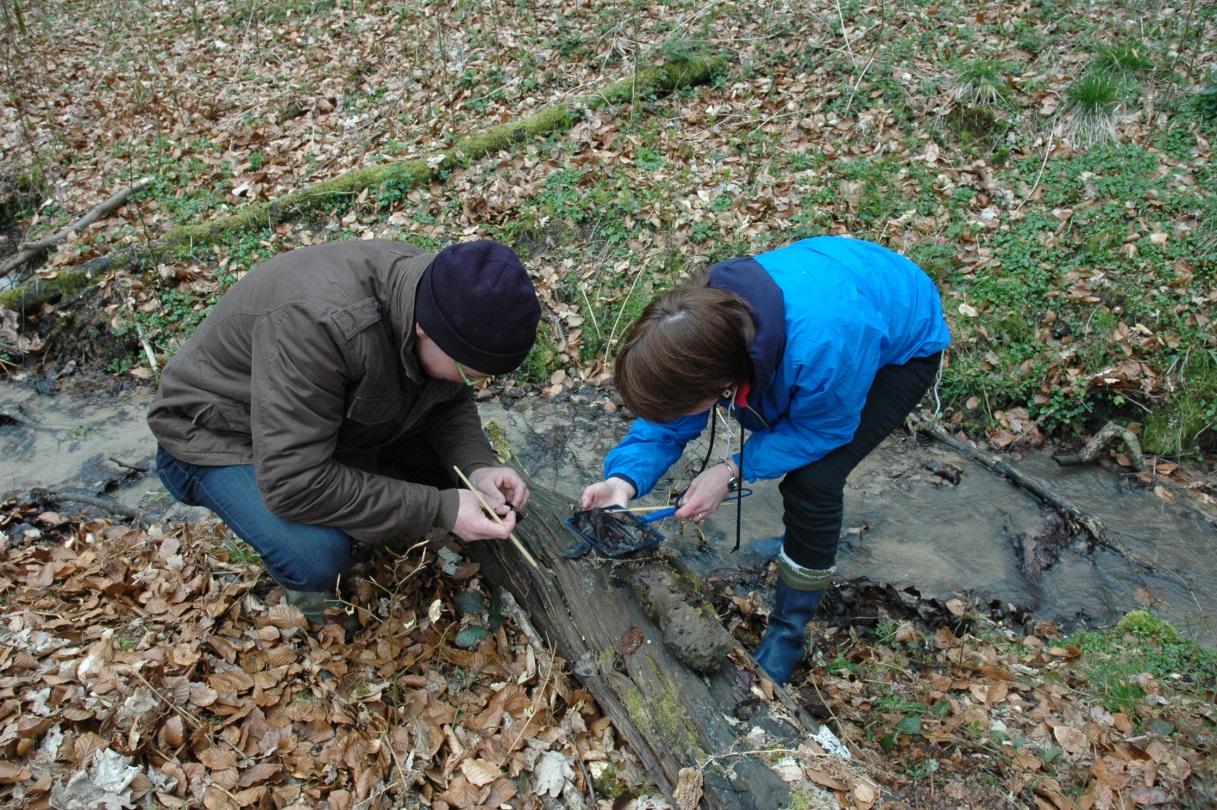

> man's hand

[
  {"left": 469, "top": 466, "right": 530, "bottom": 517},
  {"left": 673, "top": 462, "right": 735, "bottom": 523},
  {"left": 580, "top": 477, "right": 636, "bottom": 510},
  {"left": 452, "top": 489, "right": 517, "bottom": 541}
]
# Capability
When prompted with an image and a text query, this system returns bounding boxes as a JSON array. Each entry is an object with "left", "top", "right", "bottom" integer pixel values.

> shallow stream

[{"left": 2, "top": 380, "right": 1214, "bottom": 645}]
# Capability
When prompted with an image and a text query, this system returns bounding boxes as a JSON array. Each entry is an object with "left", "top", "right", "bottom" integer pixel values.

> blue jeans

[{"left": 156, "top": 447, "right": 352, "bottom": 591}]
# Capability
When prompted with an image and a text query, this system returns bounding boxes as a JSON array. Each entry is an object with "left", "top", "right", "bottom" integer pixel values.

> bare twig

[
  {"left": 108, "top": 456, "right": 148, "bottom": 473},
  {"left": 130, "top": 666, "right": 205, "bottom": 730},
  {"left": 914, "top": 418, "right": 1192, "bottom": 586},
  {"left": 30, "top": 487, "right": 144, "bottom": 523},
  {"left": 500, "top": 589, "right": 548, "bottom": 656},
  {"left": 125, "top": 294, "right": 160, "bottom": 377},
  {"left": 1013, "top": 124, "right": 1056, "bottom": 213},
  {"left": 834, "top": 0, "right": 854, "bottom": 60}
]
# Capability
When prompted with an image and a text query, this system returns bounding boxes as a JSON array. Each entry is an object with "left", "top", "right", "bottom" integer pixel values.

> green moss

[
  {"left": 1114, "top": 610, "right": 1180, "bottom": 643},
  {"left": 597, "top": 644, "right": 621, "bottom": 673},
  {"left": 0, "top": 270, "right": 91, "bottom": 311},
  {"left": 620, "top": 657, "right": 706, "bottom": 760},
  {"left": 592, "top": 765, "right": 630, "bottom": 799},
  {"left": 1067, "top": 611, "right": 1217, "bottom": 715},
  {"left": 484, "top": 419, "right": 512, "bottom": 461}
]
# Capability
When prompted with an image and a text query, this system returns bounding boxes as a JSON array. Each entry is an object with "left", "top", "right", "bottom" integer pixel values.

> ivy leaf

[{"left": 455, "top": 625, "right": 489, "bottom": 649}]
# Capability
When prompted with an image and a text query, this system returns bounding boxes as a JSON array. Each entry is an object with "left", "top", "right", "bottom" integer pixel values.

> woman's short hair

[{"left": 614, "top": 280, "right": 755, "bottom": 423}]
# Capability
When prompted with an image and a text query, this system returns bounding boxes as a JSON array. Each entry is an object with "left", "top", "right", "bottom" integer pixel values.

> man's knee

[{"left": 273, "top": 534, "right": 352, "bottom": 591}]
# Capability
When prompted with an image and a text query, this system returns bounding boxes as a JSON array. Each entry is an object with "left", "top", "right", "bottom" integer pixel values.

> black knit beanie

[{"left": 414, "top": 240, "right": 541, "bottom": 375}]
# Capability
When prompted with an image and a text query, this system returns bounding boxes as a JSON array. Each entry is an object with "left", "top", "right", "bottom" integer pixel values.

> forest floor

[{"left": 2, "top": 0, "right": 1217, "bottom": 807}]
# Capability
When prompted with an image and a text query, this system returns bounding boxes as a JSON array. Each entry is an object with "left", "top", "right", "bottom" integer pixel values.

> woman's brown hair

[{"left": 614, "top": 278, "right": 755, "bottom": 423}]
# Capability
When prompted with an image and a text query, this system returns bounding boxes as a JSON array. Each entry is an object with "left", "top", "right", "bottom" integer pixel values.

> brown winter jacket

[{"left": 147, "top": 239, "right": 498, "bottom": 543}]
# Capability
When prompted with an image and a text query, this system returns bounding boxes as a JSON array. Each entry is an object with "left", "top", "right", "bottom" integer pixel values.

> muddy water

[
  {"left": 482, "top": 396, "right": 1217, "bottom": 647},
  {"left": 3, "top": 380, "right": 1215, "bottom": 645}
]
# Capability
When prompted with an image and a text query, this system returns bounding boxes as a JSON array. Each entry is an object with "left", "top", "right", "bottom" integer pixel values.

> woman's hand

[
  {"left": 580, "top": 477, "right": 636, "bottom": 510},
  {"left": 673, "top": 462, "right": 736, "bottom": 523}
]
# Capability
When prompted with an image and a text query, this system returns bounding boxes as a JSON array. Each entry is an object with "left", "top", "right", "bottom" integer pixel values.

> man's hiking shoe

[{"left": 284, "top": 588, "right": 358, "bottom": 637}]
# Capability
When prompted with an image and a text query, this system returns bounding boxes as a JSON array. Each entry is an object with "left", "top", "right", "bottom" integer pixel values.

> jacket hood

[{"left": 707, "top": 256, "right": 787, "bottom": 403}]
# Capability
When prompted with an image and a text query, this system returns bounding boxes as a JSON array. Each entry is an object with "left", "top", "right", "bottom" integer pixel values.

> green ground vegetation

[{"left": 4, "top": 0, "right": 1216, "bottom": 457}]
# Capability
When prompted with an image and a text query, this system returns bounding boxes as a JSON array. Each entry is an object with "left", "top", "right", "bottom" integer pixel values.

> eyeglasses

[{"left": 454, "top": 359, "right": 488, "bottom": 387}]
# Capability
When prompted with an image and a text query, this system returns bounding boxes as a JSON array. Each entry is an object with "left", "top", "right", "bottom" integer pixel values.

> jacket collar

[
  {"left": 707, "top": 256, "right": 786, "bottom": 403},
  {"left": 378, "top": 250, "right": 436, "bottom": 383}
]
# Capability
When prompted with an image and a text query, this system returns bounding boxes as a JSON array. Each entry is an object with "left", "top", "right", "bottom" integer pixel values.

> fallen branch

[
  {"left": 1052, "top": 420, "right": 1146, "bottom": 471},
  {"left": 914, "top": 419, "right": 1192, "bottom": 586},
  {"left": 1, "top": 55, "right": 725, "bottom": 311},
  {"left": 0, "top": 179, "right": 152, "bottom": 277},
  {"left": 29, "top": 487, "right": 144, "bottom": 525}
]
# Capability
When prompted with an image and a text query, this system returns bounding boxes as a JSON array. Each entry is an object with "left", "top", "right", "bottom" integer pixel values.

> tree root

[{"left": 1053, "top": 421, "right": 1146, "bottom": 471}]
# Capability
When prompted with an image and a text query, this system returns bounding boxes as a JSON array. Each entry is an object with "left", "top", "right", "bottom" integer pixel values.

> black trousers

[{"left": 779, "top": 352, "right": 942, "bottom": 570}]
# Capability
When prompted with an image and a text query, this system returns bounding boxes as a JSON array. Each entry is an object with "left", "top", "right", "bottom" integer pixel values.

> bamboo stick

[{"left": 452, "top": 466, "right": 543, "bottom": 572}]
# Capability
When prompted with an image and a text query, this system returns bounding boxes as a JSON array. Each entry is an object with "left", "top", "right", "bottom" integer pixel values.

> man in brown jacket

[{"left": 148, "top": 239, "right": 541, "bottom": 623}]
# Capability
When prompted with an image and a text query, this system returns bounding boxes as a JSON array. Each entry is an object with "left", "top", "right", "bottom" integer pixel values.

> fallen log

[
  {"left": 0, "top": 178, "right": 151, "bottom": 277},
  {"left": 463, "top": 484, "right": 820, "bottom": 810}
]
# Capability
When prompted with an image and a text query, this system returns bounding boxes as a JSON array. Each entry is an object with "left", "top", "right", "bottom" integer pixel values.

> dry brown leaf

[
  {"left": 853, "top": 780, "right": 877, "bottom": 809},
  {"left": 1053, "top": 724, "right": 1089, "bottom": 756},
  {"left": 672, "top": 766, "right": 704, "bottom": 810},
  {"left": 0, "top": 761, "right": 31, "bottom": 784},
  {"left": 459, "top": 758, "right": 501, "bottom": 788}
]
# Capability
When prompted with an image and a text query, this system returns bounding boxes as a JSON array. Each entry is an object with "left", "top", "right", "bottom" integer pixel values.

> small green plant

[
  {"left": 67, "top": 424, "right": 98, "bottom": 441},
  {"left": 951, "top": 59, "right": 1009, "bottom": 106},
  {"left": 1094, "top": 43, "right": 1152, "bottom": 80},
  {"left": 225, "top": 540, "right": 262, "bottom": 565},
  {"left": 1064, "top": 71, "right": 1121, "bottom": 147},
  {"left": 1193, "top": 76, "right": 1217, "bottom": 123},
  {"left": 116, "top": 632, "right": 142, "bottom": 652},
  {"left": 1068, "top": 611, "right": 1217, "bottom": 715}
]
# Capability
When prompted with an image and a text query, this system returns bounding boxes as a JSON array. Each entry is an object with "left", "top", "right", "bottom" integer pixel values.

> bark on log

[{"left": 463, "top": 484, "right": 819, "bottom": 810}]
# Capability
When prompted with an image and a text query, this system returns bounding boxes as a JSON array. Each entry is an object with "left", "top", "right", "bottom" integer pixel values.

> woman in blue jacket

[{"left": 581, "top": 237, "right": 951, "bottom": 684}]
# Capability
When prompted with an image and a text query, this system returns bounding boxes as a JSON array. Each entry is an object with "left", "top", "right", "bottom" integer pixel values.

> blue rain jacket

[{"left": 604, "top": 237, "right": 951, "bottom": 495}]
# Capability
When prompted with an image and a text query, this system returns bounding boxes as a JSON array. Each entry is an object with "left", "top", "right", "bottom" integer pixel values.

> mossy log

[
  {"left": 463, "top": 483, "right": 819, "bottom": 810},
  {"left": 1, "top": 53, "right": 726, "bottom": 313},
  {"left": 0, "top": 269, "right": 92, "bottom": 312}
]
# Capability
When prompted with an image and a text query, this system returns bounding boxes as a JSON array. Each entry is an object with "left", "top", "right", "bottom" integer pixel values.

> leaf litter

[
  {"left": 3, "top": 0, "right": 1217, "bottom": 806},
  {"left": 0, "top": 496, "right": 650, "bottom": 809}
]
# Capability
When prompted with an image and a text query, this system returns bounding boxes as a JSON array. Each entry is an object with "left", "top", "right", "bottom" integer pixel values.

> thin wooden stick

[{"left": 452, "top": 466, "right": 543, "bottom": 572}]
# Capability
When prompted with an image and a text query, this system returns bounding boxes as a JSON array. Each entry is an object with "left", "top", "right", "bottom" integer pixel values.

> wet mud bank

[{"left": 2, "top": 377, "right": 1215, "bottom": 646}]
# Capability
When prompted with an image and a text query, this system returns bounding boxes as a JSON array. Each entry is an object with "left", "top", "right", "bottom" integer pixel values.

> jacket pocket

[
  {"left": 194, "top": 402, "right": 252, "bottom": 434},
  {"left": 346, "top": 395, "right": 401, "bottom": 426}
]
